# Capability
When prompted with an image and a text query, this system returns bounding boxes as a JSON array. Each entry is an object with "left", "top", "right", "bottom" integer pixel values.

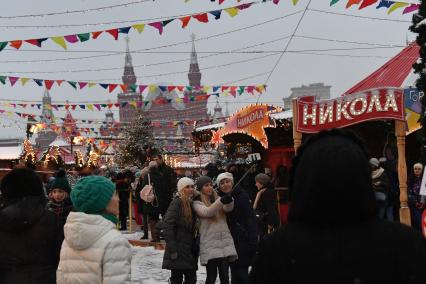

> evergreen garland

[
  {"left": 410, "top": 1, "right": 426, "bottom": 164},
  {"left": 117, "top": 111, "right": 155, "bottom": 167}
]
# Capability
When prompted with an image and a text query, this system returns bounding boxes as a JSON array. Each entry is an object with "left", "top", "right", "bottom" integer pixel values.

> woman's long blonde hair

[{"left": 180, "top": 191, "right": 194, "bottom": 227}]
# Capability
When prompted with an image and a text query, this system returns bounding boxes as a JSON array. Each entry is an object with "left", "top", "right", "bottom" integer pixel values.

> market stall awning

[
  {"left": 344, "top": 42, "right": 419, "bottom": 95},
  {"left": 0, "top": 145, "right": 23, "bottom": 160},
  {"left": 270, "top": 110, "right": 293, "bottom": 120},
  {"left": 195, "top": 122, "right": 225, "bottom": 132}
]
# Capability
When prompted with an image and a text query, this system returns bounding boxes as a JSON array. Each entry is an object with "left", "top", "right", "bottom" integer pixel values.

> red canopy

[{"left": 344, "top": 42, "right": 419, "bottom": 95}]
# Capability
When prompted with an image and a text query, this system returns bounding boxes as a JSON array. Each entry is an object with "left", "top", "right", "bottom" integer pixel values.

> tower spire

[
  {"left": 188, "top": 34, "right": 201, "bottom": 87},
  {"left": 122, "top": 36, "right": 137, "bottom": 86},
  {"left": 41, "top": 89, "right": 54, "bottom": 124}
]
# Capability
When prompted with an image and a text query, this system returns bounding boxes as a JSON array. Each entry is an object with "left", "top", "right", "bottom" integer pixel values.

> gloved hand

[
  {"left": 220, "top": 194, "right": 233, "bottom": 205},
  {"left": 170, "top": 252, "right": 178, "bottom": 260}
]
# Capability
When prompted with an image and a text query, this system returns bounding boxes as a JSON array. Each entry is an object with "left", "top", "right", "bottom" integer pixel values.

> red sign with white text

[{"left": 295, "top": 88, "right": 404, "bottom": 133}]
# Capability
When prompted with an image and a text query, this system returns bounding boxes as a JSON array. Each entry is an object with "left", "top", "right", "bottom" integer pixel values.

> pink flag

[
  {"left": 148, "top": 22, "right": 163, "bottom": 35},
  {"left": 9, "top": 76, "right": 19, "bottom": 86},
  {"left": 64, "top": 34, "right": 79, "bottom": 43}
]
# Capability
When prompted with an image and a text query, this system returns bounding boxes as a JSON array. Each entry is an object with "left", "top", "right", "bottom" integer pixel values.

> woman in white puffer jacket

[
  {"left": 193, "top": 176, "right": 238, "bottom": 284},
  {"left": 57, "top": 176, "right": 132, "bottom": 284}
]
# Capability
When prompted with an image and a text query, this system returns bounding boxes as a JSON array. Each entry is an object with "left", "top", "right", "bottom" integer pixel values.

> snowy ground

[{"left": 123, "top": 232, "right": 209, "bottom": 283}]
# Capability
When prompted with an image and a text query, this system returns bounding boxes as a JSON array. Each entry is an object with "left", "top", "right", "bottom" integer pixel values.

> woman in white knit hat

[{"left": 162, "top": 177, "right": 198, "bottom": 284}]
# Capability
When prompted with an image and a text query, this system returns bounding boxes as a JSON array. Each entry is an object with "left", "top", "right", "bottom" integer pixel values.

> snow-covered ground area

[{"left": 123, "top": 232, "right": 209, "bottom": 283}]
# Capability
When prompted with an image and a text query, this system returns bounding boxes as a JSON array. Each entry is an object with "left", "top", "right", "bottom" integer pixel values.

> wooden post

[
  {"left": 292, "top": 99, "right": 302, "bottom": 154},
  {"left": 128, "top": 189, "right": 133, "bottom": 232},
  {"left": 395, "top": 120, "right": 411, "bottom": 226}
]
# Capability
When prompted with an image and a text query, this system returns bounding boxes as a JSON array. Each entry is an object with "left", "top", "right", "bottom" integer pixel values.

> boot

[{"left": 149, "top": 220, "right": 160, "bottom": 242}]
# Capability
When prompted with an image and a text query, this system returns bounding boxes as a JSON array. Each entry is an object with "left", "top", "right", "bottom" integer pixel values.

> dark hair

[
  {"left": 288, "top": 129, "right": 376, "bottom": 226},
  {"left": 0, "top": 168, "right": 44, "bottom": 200}
]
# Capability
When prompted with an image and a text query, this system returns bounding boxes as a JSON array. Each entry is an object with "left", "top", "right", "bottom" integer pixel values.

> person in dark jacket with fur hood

[
  {"left": 249, "top": 129, "right": 426, "bottom": 284},
  {"left": 46, "top": 169, "right": 73, "bottom": 227},
  {"left": 253, "top": 173, "right": 280, "bottom": 238},
  {"left": 0, "top": 168, "right": 62, "bottom": 284},
  {"left": 162, "top": 177, "right": 198, "bottom": 284},
  {"left": 217, "top": 172, "right": 258, "bottom": 284}
]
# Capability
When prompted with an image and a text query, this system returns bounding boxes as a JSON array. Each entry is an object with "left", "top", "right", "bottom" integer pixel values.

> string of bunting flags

[
  {"left": 188, "top": 0, "right": 297, "bottom": 5},
  {"left": 0, "top": 108, "right": 224, "bottom": 128},
  {"left": 0, "top": 1, "right": 281, "bottom": 52},
  {"left": 0, "top": 75, "right": 265, "bottom": 97},
  {"left": 329, "top": 0, "right": 420, "bottom": 14}
]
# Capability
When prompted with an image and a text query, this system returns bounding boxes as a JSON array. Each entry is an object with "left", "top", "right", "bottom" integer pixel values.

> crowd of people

[{"left": 0, "top": 131, "right": 425, "bottom": 284}]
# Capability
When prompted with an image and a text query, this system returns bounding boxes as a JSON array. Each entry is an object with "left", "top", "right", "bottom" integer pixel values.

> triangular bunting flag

[
  {"left": 56, "top": 80, "right": 64, "bottom": 86},
  {"left": 376, "top": 0, "right": 394, "bottom": 9},
  {"left": 108, "top": 84, "right": 118, "bottom": 93},
  {"left": 388, "top": 2, "right": 408, "bottom": 14},
  {"left": 168, "top": 86, "right": 176, "bottom": 92},
  {"left": 87, "top": 104, "right": 94, "bottom": 111},
  {"left": 100, "top": 83, "right": 109, "bottom": 89},
  {"left": 180, "top": 16, "right": 191, "bottom": 28},
  {"left": 139, "top": 85, "right": 147, "bottom": 93},
  {"left": 359, "top": 0, "right": 378, "bottom": 9},
  {"left": 209, "top": 10, "right": 222, "bottom": 20},
  {"left": 10, "top": 40, "right": 23, "bottom": 50},
  {"left": 159, "top": 86, "right": 167, "bottom": 92},
  {"left": 21, "top": 78, "right": 30, "bottom": 86},
  {"left": 88, "top": 82, "right": 97, "bottom": 88},
  {"left": 193, "top": 13, "right": 209, "bottom": 23},
  {"left": 77, "top": 33, "right": 91, "bottom": 42},
  {"left": 120, "top": 84, "right": 127, "bottom": 92},
  {"left": 34, "top": 79, "right": 43, "bottom": 86},
  {"left": 162, "top": 19, "right": 174, "bottom": 27},
  {"left": 106, "top": 29, "right": 119, "bottom": 40},
  {"left": 132, "top": 24, "right": 145, "bottom": 34},
  {"left": 330, "top": 0, "right": 340, "bottom": 5},
  {"left": 44, "top": 80, "right": 54, "bottom": 90},
  {"left": 68, "top": 81, "right": 77, "bottom": 89},
  {"left": 92, "top": 31, "right": 103, "bottom": 39},
  {"left": 51, "top": 37, "right": 67, "bottom": 49},
  {"left": 64, "top": 35, "right": 79, "bottom": 43},
  {"left": 149, "top": 85, "right": 157, "bottom": 93},
  {"left": 403, "top": 3, "right": 420, "bottom": 14},
  {"left": 78, "top": 82, "right": 88, "bottom": 89},
  {"left": 118, "top": 27, "right": 131, "bottom": 34},
  {"left": 346, "top": 0, "right": 362, "bottom": 8},
  {"left": 148, "top": 22, "right": 163, "bottom": 35},
  {"left": 129, "top": 84, "right": 137, "bottom": 92},
  {"left": 0, "top": 42, "right": 7, "bottom": 52},
  {"left": 9, "top": 77, "right": 19, "bottom": 86}
]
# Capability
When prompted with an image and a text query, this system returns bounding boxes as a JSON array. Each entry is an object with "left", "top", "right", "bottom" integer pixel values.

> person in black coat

[
  {"left": 249, "top": 129, "right": 426, "bottom": 284},
  {"left": 140, "top": 161, "right": 167, "bottom": 242},
  {"left": 115, "top": 172, "right": 130, "bottom": 231},
  {"left": 162, "top": 177, "right": 198, "bottom": 284},
  {"left": 0, "top": 168, "right": 62, "bottom": 284},
  {"left": 217, "top": 172, "right": 258, "bottom": 284},
  {"left": 253, "top": 173, "right": 280, "bottom": 238},
  {"left": 153, "top": 154, "right": 177, "bottom": 216}
]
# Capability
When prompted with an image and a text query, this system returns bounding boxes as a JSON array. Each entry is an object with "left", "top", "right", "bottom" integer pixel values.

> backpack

[{"left": 140, "top": 174, "right": 157, "bottom": 206}]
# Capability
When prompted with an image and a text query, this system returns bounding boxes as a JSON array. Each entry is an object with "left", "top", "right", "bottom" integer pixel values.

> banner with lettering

[
  {"left": 211, "top": 104, "right": 280, "bottom": 148},
  {"left": 295, "top": 88, "right": 404, "bottom": 133},
  {"left": 404, "top": 88, "right": 422, "bottom": 135}
]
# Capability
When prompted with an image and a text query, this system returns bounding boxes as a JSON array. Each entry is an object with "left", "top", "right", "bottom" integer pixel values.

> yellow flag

[
  {"left": 132, "top": 24, "right": 145, "bottom": 34},
  {"left": 292, "top": 0, "right": 299, "bottom": 5},
  {"left": 203, "top": 86, "right": 210, "bottom": 93},
  {"left": 51, "top": 37, "right": 67, "bottom": 50},
  {"left": 88, "top": 82, "right": 97, "bottom": 88},
  {"left": 87, "top": 104, "right": 94, "bottom": 111},
  {"left": 149, "top": 85, "right": 157, "bottom": 93},
  {"left": 6, "top": 111, "right": 13, "bottom": 117},
  {"left": 130, "top": 101, "right": 137, "bottom": 108},
  {"left": 388, "top": 2, "right": 409, "bottom": 14},
  {"left": 175, "top": 98, "right": 183, "bottom": 103},
  {"left": 256, "top": 85, "right": 266, "bottom": 93},
  {"left": 21, "top": 78, "right": 30, "bottom": 86},
  {"left": 225, "top": 8, "right": 239, "bottom": 17}
]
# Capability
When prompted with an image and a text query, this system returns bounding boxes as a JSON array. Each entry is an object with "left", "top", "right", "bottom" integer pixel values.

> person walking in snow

[
  {"left": 193, "top": 176, "right": 238, "bottom": 284},
  {"left": 57, "top": 176, "right": 132, "bottom": 284},
  {"left": 0, "top": 168, "right": 62, "bottom": 284},
  {"left": 162, "top": 177, "right": 198, "bottom": 284}
]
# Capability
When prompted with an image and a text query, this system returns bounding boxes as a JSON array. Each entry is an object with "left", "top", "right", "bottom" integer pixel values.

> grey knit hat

[
  {"left": 255, "top": 173, "right": 271, "bottom": 186},
  {"left": 196, "top": 176, "right": 212, "bottom": 191}
]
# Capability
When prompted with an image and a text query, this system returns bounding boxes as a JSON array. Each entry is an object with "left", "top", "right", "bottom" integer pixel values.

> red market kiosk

[{"left": 292, "top": 87, "right": 411, "bottom": 225}]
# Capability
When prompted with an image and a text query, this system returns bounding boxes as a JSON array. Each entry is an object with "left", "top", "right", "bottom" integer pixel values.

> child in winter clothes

[
  {"left": 46, "top": 169, "right": 73, "bottom": 227},
  {"left": 57, "top": 176, "right": 132, "bottom": 284},
  {"left": 193, "top": 176, "right": 238, "bottom": 284},
  {"left": 162, "top": 177, "right": 198, "bottom": 284}
]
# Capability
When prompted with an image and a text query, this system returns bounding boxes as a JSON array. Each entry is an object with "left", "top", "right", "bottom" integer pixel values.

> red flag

[
  {"left": 25, "top": 39, "right": 42, "bottom": 47},
  {"left": 108, "top": 84, "right": 118, "bottom": 93},
  {"left": 56, "top": 80, "right": 64, "bottom": 86},
  {"left": 346, "top": 0, "right": 362, "bottom": 8},
  {"left": 44, "top": 80, "right": 54, "bottom": 90},
  {"left": 120, "top": 84, "right": 128, "bottom": 92},
  {"left": 10, "top": 40, "right": 23, "bottom": 49},
  {"left": 106, "top": 29, "right": 119, "bottom": 40},
  {"left": 359, "top": 0, "right": 377, "bottom": 9},
  {"left": 179, "top": 16, "right": 191, "bottom": 28},
  {"left": 168, "top": 86, "right": 176, "bottom": 92},
  {"left": 193, "top": 13, "right": 209, "bottom": 23},
  {"left": 92, "top": 31, "right": 103, "bottom": 39}
]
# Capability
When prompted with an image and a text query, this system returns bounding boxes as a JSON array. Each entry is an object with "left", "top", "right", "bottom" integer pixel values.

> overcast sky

[{"left": 0, "top": 0, "right": 416, "bottom": 138}]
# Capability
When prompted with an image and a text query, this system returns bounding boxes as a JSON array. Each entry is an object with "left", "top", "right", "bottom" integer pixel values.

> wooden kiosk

[{"left": 292, "top": 87, "right": 411, "bottom": 225}]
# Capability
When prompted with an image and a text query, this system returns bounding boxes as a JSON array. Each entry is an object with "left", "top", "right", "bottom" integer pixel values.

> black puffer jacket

[
  {"left": 225, "top": 186, "right": 258, "bottom": 267},
  {"left": 162, "top": 196, "right": 198, "bottom": 271},
  {"left": 0, "top": 196, "right": 62, "bottom": 284},
  {"left": 255, "top": 184, "right": 280, "bottom": 236},
  {"left": 250, "top": 220, "right": 426, "bottom": 284}
]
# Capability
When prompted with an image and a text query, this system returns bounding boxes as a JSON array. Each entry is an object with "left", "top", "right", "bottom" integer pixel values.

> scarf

[{"left": 253, "top": 187, "right": 267, "bottom": 210}]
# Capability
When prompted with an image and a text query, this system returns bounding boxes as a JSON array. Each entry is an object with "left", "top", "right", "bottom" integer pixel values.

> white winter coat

[
  {"left": 193, "top": 197, "right": 238, "bottom": 265},
  {"left": 57, "top": 212, "right": 132, "bottom": 284}
]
